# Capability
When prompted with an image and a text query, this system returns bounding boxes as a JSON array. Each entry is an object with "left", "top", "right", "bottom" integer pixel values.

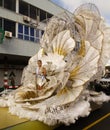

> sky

[{"left": 51, "top": 0, "right": 110, "bottom": 25}]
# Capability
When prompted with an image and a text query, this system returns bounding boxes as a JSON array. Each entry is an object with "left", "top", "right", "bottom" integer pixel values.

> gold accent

[
  {"left": 70, "top": 66, "right": 80, "bottom": 78},
  {"left": 75, "top": 17, "right": 85, "bottom": 29},
  {"left": 75, "top": 16, "right": 86, "bottom": 34},
  {"left": 54, "top": 48, "right": 59, "bottom": 54},
  {"left": 78, "top": 40, "right": 86, "bottom": 57},
  {"left": 58, "top": 44, "right": 66, "bottom": 56},
  {"left": 57, "top": 87, "right": 68, "bottom": 96},
  {"left": 83, "top": 113, "right": 110, "bottom": 130},
  {"left": 59, "top": 49, "right": 66, "bottom": 56},
  {"left": 40, "top": 48, "right": 44, "bottom": 56},
  {"left": 58, "top": 47, "right": 63, "bottom": 55},
  {"left": 54, "top": 47, "right": 67, "bottom": 56},
  {"left": 16, "top": 91, "right": 36, "bottom": 100}
]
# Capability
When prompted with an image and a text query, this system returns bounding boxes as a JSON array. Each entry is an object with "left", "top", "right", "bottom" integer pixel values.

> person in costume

[{"left": 36, "top": 60, "right": 47, "bottom": 90}]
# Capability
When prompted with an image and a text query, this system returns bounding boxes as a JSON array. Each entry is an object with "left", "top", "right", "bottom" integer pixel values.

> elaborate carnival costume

[{"left": 0, "top": 3, "right": 110, "bottom": 126}]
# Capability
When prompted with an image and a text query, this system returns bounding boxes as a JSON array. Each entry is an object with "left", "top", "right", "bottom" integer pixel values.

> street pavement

[{"left": 55, "top": 102, "right": 110, "bottom": 130}]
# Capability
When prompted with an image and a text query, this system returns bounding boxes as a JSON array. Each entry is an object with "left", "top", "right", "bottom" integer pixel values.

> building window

[
  {"left": 19, "top": 0, "right": 28, "bottom": 16},
  {"left": 18, "top": 23, "right": 42, "bottom": 43},
  {"left": 24, "top": 25, "right": 29, "bottom": 40},
  {"left": 18, "top": 34, "right": 23, "bottom": 39},
  {"left": 4, "top": 0, "right": 16, "bottom": 11},
  {"left": 0, "top": 18, "right": 15, "bottom": 36},
  {"left": 30, "top": 27, "right": 34, "bottom": 42},
  {"left": 24, "top": 26, "right": 29, "bottom": 35},
  {"left": 0, "top": 18, "right": 2, "bottom": 28},
  {"left": 30, "top": 5, "right": 37, "bottom": 19},
  {"left": 30, "top": 28, "right": 34, "bottom": 36},
  {"left": 47, "top": 13, "right": 53, "bottom": 19},
  {"left": 40, "top": 9, "right": 46, "bottom": 21},
  {"left": 18, "top": 24, "right": 23, "bottom": 39},
  {"left": 19, "top": 0, "right": 53, "bottom": 23},
  {"left": 0, "top": 0, "right": 2, "bottom": 6},
  {"left": 4, "top": 19, "right": 15, "bottom": 36},
  {"left": 18, "top": 24, "right": 23, "bottom": 33},
  {"left": 19, "top": 1, "right": 37, "bottom": 20}
]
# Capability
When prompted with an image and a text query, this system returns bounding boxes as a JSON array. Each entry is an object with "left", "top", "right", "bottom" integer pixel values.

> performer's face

[{"left": 37, "top": 60, "right": 42, "bottom": 67}]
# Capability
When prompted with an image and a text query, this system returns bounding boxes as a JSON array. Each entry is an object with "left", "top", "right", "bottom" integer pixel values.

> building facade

[{"left": 0, "top": 0, "right": 70, "bottom": 87}]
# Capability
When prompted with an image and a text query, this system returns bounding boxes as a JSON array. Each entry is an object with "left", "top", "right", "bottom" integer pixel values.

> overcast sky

[{"left": 51, "top": 0, "right": 110, "bottom": 25}]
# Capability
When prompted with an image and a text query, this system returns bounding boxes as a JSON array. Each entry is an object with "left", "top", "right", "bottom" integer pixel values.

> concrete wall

[{"left": 0, "top": 37, "right": 40, "bottom": 57}]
